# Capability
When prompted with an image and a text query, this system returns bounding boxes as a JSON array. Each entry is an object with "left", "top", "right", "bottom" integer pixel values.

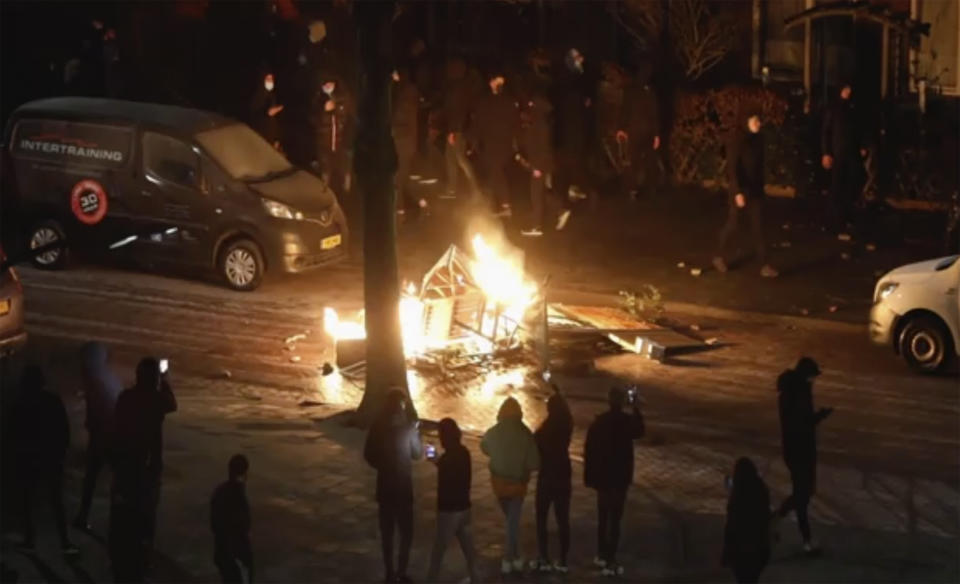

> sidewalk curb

[{"left": 549, "top": 288, "right": 868, "bottom": 334}]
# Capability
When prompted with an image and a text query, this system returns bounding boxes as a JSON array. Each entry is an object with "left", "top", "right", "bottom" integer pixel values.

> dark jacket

[
  {"left": 520, "top": 96, "right": 554, "bottom": 172},
  {"left": 621, "top": 82, "right": 659, "bottom": 143},
  {"left": 473, "top": 92, "right": 518, "bottom": 153},
  {"left": 81, "top": 341, "right": 122, "bottom": 435},
  {"left": 722, "top": 479, "right": 771, "bottom": 565},
  {"left": 437, "top": 443, "right": 471, "bottom": 512},
  {"left": 364, "top": 416, "right": 423, "bottom": 505},
  {"left": 534, "top": 415, "right": 572, "bottom": 490},
  {"left": 777, "top": 370, "right": 828, "bottom": 467},
  {"left": 726, "top": 129, "right": 764, "bottom": 201},
  {"left": 553, "top": 69, "right": 592, "bottom": 151},
  {"left": 210, "top": 479, "right": 253, "bottom": 572},
  {"left": 13, "top": 384, "right": 69, "bottom": 467},
  {"left": 112, "top": 378, "right": 177, "bottom": 492},
  {"left": 584, "top": 408, "right": 645, "bottom": 490},
  {"left": 444, "top": 79, "right": 474, "bottom": 135},
  {"left": 249, "top": 87, "right": 281, "bottom": 145},
  {"left": 821, "top": 98, "right": 862, "bottom": 158},
  {"left": 314, "top": 89, "right": 351, "bottom": 155},
  {"left": 392, "top": 79, "right": 420, "bottom": 147}
]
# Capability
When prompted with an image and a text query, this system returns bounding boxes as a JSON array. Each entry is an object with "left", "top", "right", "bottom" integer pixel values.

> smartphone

[
  {"left": 159, "top": 359, "right": 169, "bottom": 374},
  {"left": 425, "top": 444, "right": 437, "bottom": 460}
]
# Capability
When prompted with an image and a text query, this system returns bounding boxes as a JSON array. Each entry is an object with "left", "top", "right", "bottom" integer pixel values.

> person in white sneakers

[{"left": 519, "top": 92, "right": 571, "bottom": 237}]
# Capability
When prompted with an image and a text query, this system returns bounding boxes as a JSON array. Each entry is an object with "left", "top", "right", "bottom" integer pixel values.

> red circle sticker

[{"left": 70, "top": 180, "right": 108, "bottom": 225}]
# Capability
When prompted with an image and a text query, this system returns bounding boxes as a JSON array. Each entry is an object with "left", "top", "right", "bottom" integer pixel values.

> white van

[{"left": 870, "top": 255, "right": 959, "bottom": 373}]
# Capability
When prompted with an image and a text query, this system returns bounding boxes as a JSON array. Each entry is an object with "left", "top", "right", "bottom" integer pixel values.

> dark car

[{"left": 2, "top": 98, "right": 347, "bottom": 291}]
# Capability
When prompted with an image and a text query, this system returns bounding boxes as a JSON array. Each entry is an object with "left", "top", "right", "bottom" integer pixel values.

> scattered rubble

[{"left": 690, "top": 268, "right": 702, "bottom": 277}]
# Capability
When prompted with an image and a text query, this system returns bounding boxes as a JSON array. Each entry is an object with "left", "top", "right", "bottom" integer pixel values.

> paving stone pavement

[{"left": 1, "top": 369, "right": 957, "bottom": 583}]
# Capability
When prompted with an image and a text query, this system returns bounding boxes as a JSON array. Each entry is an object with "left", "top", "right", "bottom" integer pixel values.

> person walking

[
  {"left": 821, "top": 83, "right": 866, "bottom": 239},
  {"left": 110, "top": 357, "right": 177, "bottom": 582},
  {"left": 426, "top": 418, "right": 478, "bottom": 583},
  {"left": 775, "top": 357, "right": 832, "bottom": 555},
  {"left": 313, "top": 77, "right": 352, "bottom": 194},
  {"left": 473, "top": 72, "right": 518, "bottom": 217},
  {"left": 713, "top": 109, "right": 779, "bottom": 278},
  {"left": 12, "top": 365, "right": 78, "bottom": 555},
  {"left": 364, "top": 390, "right": 423, "bottom": 583},
  {"left": 532, "top": 392, "right": 573, "bottom": 573},
  {"left": 519, "top": 93, "right": 571, "bottom": 237},
  {"left": 392, "top": 68, "right": 425, "bottom": 216},
  {"left": 722, "top": 457, "right": 773, "bottom": 584},
  {"left": 553, "top": 47, "right": 594, "bottom": 204},
  {"left": 619, "top": 64, "right": 661, "bottom": 200},
  {"left": 584, "top": 387, "right": 645, "bottom": 576},
  {"left": 74, "top": 341, "right": 123, "bottom": 532},
  {"left": 442, "top": 57, "right": 479, "bottom": 199},
  {"left": 249, "top": 72, "right": 284, "bottom": 149},
  {"left": 210, "top": 454, "right": 253, "bottom": 584},
  {"left": 481, "top": 397, "right": 540, "bottom": 576}
]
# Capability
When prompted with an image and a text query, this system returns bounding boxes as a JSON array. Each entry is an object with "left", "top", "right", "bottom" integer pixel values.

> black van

[{"left": 1, "top": 97, "right": 347, "bottom": 291}]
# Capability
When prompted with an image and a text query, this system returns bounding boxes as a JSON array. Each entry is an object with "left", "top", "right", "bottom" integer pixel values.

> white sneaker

[
  {"left": 512, "top": 557, "right": 525, "bottom": 573},
  {"left": 803, "top": 541, "right": 822, "bottom": 555},
  {"left": 556, "top": 209, "right": 571, "bottom": 231},
  {"left": 530, "top": 559, "right": 552, "bottom": 572},
  {"left": 521, "top": 228, "right": 544, "bottom": 237},
  {"left": 593, "top": 556, "right": 607, "bottom": 568},
  {"left": 501, "top": 559, "right": 513, "bottom": 575},
  {"left": 602, "top": 563, "right": 624, "bottom": 577},
  {"left": 553, "top": 562, "right": 569, "bottom": 574}
]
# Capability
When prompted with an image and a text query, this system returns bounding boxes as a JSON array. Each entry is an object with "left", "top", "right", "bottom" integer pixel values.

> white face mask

[
  {"left": 322, "top": 83, "right": 335, "bottom": 96},
  {"left": 264, "top": 80, "right": 275, "bottom": 92}
]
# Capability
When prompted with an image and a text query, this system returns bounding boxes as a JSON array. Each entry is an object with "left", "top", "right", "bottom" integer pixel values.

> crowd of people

[
  {"left": 3, "top": 345, "right": 833, "bottom": 584},
  {"left": 245, "top": 26, "right": 665, "bottom": 237}
]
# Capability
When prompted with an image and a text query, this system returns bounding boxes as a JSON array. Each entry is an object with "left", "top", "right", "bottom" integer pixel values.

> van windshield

[{"left": 195, "top": 124, "right": 293, "bottom": 182}]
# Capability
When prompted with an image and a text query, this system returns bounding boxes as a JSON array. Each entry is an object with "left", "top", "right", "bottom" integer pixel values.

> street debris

[
  {"left": 677, "top": 261, "right": 686, "bottom": 269},
  {"left": 289, "top": 355, "right": 302, "bottom": 363},
  {"left": 221, "top": 369, "right": 232, "bottom": 379},
  {"left": 689, "top": 324, "right": 701, "bottom": 332},
  {"left": 690, "top": 268, "right": 702, "bottom": 277},
  {"left": 705, "top": 337, "right": 718, "bottom": 345},
  {"left": 841, "top": 252, "right": 851, "bottom": 260},
  {"left": 800, "top": 308, "right": 810, "bottom": 316},
  {"left": 284, "top": 333, "right": 307, "bottom": 345},
  {"left": 829, "top": 305, "right": 839, "bottom": 313},
  {"left": 320, "top": 362, "right": 334, "bottom": 376},
  {"left": 865, "top": 243, "right": 876, "bottom": 252},
  {"left": 838, "top": 233, "right": 852, "bottom": 242}
]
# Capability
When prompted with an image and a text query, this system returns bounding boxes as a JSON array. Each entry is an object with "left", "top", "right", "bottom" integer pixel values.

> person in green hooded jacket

[{"left": 481, "top": 397, "right": 540, "bottom": 576}]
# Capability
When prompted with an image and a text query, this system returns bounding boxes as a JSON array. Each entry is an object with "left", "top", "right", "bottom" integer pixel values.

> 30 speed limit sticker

[{"left": 70, "top": 179, "right": 108, "bottom": 225}]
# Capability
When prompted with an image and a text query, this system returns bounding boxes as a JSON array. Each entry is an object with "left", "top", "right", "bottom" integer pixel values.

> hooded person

[
  {"left": 775, "top": 357, "right": 832, "bottom": 554},
  {"left": 619, "top": 61, "right": 661, "bottom": 199},
  {"left": 249, "top": 71, "right": 284, "bottom": 149},
  {"left": 364, "top": 389, "right": 423, "bottom": 583},
  {"left": 519, "top": 92, "right": 571, "bottom": 237},
  {"left": 210, "top": 454, "right": 253, "bottom": 584},
  {"left": 313, "top": 76, "right": 353, "bottom": 193},
  {"left": 12, "top": 365, "right": 77, "bottom": 555},
  {"left": 583, "top": 387, "right": 645, "bottom": 576},
  {"left": 722, "top": 457, "right": 773, "bottom": 584},
  {"left": 481, "top": 397, "right": 540, "bottom": 575},
  {"left": 533, "top": 391, "right": 573, "bottom": 572},
  {"left": 473, "top": 71, "right": 519, "bottom": 216},
  {"left": 392, "top": 68, "right": 425, "bottom": 215},
  {"left": 75, "top": 341, "right": 124, "bottom": 531},
  {"left": 821, "top": 82, "right": 867, "bottom": 238},
  {"left": 110, "top": 357, "right": 177, "bottom": 582},
  {"left": 713, "top": 106, "right": 778, "bottom": 279},
  {"left": 426, "top": 418, "right": 478, "bottom": 583},
  {"left": 553, "top": 47, "right": 594, "bottom": 206}
]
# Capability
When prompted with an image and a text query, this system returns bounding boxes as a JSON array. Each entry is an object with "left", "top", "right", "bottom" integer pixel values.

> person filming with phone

[
  {"left": 775, "top": 357, "right": 832, "bottom": 556},
  {"left": 110, "top": 357, "right": 177, "bottom": 582},
  {"left": 364, "top": 389, "right": 423, "bottom": 583},
  {"left": 584, "top": 386, "right": 645, "bottom": 577},
  {"left": 426, "top": 418, "right": 478, "bottom": 583}
]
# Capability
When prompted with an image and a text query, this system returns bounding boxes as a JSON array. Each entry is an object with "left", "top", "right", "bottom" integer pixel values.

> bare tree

[
  {"left": 353, "top": 0, "right": 411, "bottom": 426},
  {"left": 670, "top": 0, "right": 736, "bottom": 81},
  {"left": 613, "top": 0, "right": 663, "bottom": 47}
]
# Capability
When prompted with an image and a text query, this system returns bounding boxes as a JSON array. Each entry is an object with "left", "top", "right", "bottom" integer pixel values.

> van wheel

[
  {"left": 218, "top": 239, "right": 264, "bottom": 291},
  {"left": 28, "top": 221, "right": 68, "bottom": 270},
  {"left": 898, "top": 315, "right": 952, "bottom": 373}
]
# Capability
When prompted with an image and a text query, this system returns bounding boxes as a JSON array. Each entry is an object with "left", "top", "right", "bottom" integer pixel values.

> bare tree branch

[{"left": 670, "top": 0, "right": 736, "bottom": 81}]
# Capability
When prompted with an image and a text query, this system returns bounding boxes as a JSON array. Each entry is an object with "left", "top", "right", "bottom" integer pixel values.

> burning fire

[{"left": 324, "top": 234, "right": 539, "bottom": 359}]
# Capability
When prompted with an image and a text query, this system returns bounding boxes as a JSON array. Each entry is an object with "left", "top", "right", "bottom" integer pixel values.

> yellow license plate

[
  {"left": 0, "top": 299, "right": 9, "bottom": 316},
  {"left": 321, "top": 234, "right": 342, "bottom": 250}
]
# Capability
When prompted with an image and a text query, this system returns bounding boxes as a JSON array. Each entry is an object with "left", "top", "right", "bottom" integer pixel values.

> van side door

[{"left": 138, "top": 131, "right": 217, "bottom": 264}]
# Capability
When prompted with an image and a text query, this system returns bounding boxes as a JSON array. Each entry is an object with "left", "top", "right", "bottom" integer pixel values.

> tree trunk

[{"left": 353, "top": 0, "right": 409, "bottom": 426}]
